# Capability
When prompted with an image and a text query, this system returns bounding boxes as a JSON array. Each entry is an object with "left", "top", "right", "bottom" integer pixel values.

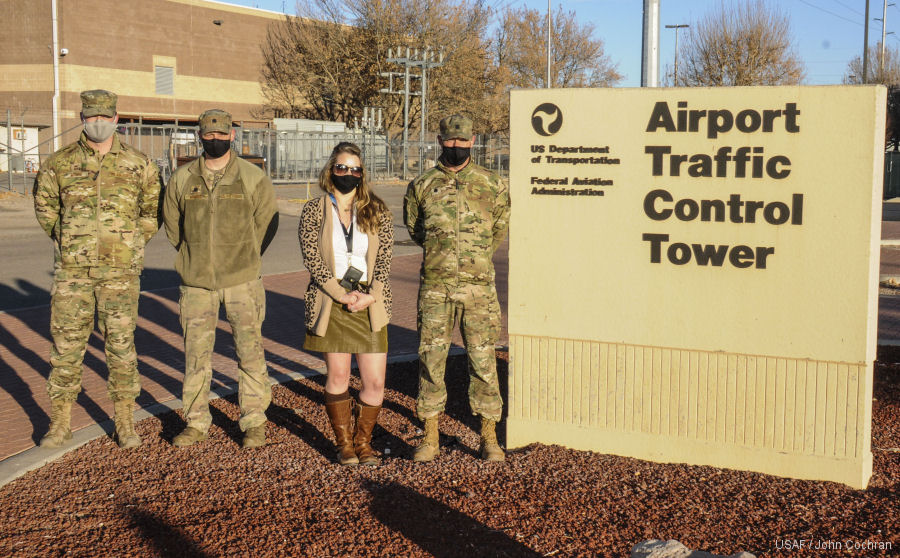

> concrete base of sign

[{"left": 507, "top": 417, "right": 873, "bottom": 489}]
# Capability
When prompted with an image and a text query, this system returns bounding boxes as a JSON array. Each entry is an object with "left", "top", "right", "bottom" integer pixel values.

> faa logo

[{"left": 531, "top": 103, "right": 563, "bottom": 136}]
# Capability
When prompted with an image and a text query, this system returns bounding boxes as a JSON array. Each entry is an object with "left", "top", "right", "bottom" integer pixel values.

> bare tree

[
  {"left": 844, "top": 42, "right": 900, "bottom": 85},
  {"left": 258, "top": 0, "right": 493, "bottom": 136},
  {"left": 484, "top": 4, "right": 621, "bottom": 132},
  {"left": 678, "top": 0, "right": 804, "bottom": 86},
  {"left": 493, "top": 5, "right": 620, "bottom": 89},
  {"left": 259, "top": 1, "right": 382, "bottom": 123}
]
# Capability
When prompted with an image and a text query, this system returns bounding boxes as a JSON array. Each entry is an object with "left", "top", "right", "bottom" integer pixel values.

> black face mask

[
  {"left": 331, "top": 172, "right": 361, "bottom": 194},
  {"left": 439, "top": 145, "right": 471, "bottom": 167},
  {"left": 201, "top": 138, "right": 231, "bottom": 159}
]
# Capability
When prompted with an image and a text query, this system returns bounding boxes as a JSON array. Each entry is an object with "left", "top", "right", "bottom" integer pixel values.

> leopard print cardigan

[{"left": 298, "top": 195, "right": 393, "bottom": 333}]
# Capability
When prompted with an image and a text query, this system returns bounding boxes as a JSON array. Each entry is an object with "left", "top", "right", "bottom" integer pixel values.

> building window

[{"left": 155, "top": 66, "right": 174, "bottom": 95}]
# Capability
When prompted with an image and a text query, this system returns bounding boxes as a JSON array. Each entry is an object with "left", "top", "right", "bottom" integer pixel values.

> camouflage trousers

[
  {"left": 179, "top": 278, "right": 270, "bottom": 433},
  {"left": 416, "top": 282, "right": 503, "bottom": 422},
  {"left": 47, "top": 267, "right": 141, "bottom": 403}
]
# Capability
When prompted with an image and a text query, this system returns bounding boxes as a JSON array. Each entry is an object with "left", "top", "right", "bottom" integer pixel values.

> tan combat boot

[
  {"left": 242, "top": 424, "right": 266, "bottom": 449},
  {"left": 113, "top": 400, "right": 142, "bottom": 449},
  {"left": 479, "top": 417, "right": 505, "bottom": 462},
  {"left": 324, "top": 399, "right": 359, "bottom": 465},
  {"left": 353, "top": 401, "right": 382, "bottom": 466},
  {"left": 413, "top": 416, "right": 440, "bottom": 462},
  {"left": 173, "top": 426, "right": 208, "bottom": 447},
  {"left": 40, "top": 400, "right": 73, "bottom": 448}
]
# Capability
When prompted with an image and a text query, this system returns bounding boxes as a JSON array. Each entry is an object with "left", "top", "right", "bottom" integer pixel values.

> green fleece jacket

[{"left": 163, "top": 151, "right": 278, "bottom": 290}]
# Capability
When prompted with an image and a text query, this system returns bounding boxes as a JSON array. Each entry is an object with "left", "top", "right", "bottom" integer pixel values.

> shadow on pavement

[
  {"left": 0, "top": 320, "right": 53, "bottom": 442},
  {"left": 0, "top": 302, "right": 114, "bottom": 443},
  {"left": 139, "top": 268, "right": 182, "bottom": 294},
  {"left": 0, "top": 278, "right": 51, "bottom": 312}
]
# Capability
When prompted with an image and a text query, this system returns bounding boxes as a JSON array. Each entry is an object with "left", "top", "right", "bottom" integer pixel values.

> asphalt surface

[{"left": 0, "top": 180, "right": 417, "bottom": 312}]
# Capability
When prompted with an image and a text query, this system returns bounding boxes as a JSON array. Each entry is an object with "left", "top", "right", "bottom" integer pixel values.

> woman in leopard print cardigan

[{"left": 299, "top": 142, "right": 393, "bottom": 466}]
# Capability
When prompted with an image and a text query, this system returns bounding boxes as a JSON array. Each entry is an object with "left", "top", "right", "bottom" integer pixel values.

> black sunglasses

[{"left": 334, "top": 163, "right": 363, "bottom": 177}]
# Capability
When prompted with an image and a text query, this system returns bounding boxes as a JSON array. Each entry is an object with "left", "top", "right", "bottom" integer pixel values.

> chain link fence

[
  {"left": 2, "top": 120, "right": 509, "bottom": 195},
  {"left": 121, "top": 124, "right": 509, "bottom": 184}
]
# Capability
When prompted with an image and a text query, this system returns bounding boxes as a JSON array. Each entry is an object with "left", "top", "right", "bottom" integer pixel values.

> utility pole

[
  {"left": 382, "top": 47, "right": 443, "bottom": 179},
  {"left": 362, "top": 106, "right": 383, "bottom": 175},
  {"left": 546, "top": 0, "right": 552, "bottom": 88},
  {"left": 411, "top": 48, "right": 443, "bottom": 171},
  {"left": 381, "top": 47, "right": 420, "bottom": 180},
  {"left": 864, "top": 0, "right": 871, "bottom": 84},
  {"left": 641, "top": 0, "right": 660, "bottom": 87},
  {"left": 665, "top": 24, "right": 689, "bottom": 86},
  {"left": 875, "top": 1, "right": 896, "bottom": 81}
]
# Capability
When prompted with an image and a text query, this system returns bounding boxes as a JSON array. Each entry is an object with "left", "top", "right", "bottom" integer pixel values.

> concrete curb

[{"left": 0, "top": 349, "right": 473, "bottom": 489}]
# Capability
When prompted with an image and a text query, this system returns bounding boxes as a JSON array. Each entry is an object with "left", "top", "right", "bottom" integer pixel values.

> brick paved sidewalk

[{"left": 0, "top": 249, "right": 510, "bottom": 461}]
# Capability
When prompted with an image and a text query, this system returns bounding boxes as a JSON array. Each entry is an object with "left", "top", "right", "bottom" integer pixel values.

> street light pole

[
  {"left": 883, "top": 0, "right": 889, "bottom": 80},
  {"left": 665, "top": 24, "right": 689, "bottom": 86},
  {"left": 641, "top": 0, "right": 660, "bottom": 87}
]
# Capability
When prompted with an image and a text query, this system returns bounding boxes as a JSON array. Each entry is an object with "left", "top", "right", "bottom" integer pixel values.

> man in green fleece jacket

[{"left": 163, "top": 109, "right": 278, "bottom": 449}]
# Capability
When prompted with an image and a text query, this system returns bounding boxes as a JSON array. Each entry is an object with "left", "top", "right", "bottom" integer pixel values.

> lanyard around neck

[{"left": 330, "top": 194, "right": 353, "bottom": 253}]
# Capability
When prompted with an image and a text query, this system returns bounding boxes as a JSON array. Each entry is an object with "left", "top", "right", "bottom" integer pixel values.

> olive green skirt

[{"left": 303, "top": 300, "right": 388, "bottom": 354}]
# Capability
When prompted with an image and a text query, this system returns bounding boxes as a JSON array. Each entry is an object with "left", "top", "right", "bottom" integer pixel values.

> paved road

[{"left": 0, "top": 181, "right": 417, "bottom": 312}]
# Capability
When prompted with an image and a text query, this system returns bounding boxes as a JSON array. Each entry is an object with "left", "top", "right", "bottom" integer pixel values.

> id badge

[{"left": 348, "top": 254, "right": 367, "bottom": 280}]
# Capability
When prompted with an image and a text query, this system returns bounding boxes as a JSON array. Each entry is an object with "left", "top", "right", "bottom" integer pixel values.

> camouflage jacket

[
  {"left": 163, "top": 151, "right": 278, "bottom": 290},
  {"left": 404, "top": 161, "right": 510, "bottom": 287},
  {"left": 33, "top": 132, "right": 161, "bottom": 272}
]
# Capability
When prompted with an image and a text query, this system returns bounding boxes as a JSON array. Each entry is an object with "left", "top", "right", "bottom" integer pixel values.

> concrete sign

[{"left": 507, "top": 86, "right": 885, "bottom": 489}]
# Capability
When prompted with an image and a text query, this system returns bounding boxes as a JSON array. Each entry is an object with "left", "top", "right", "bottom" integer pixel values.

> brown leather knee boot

[
  {"left": 353, "top": 401, "right": 382, "bottom": 466},
  {"left": 324, "top": 398, "right": 359, "bottom": 466}
]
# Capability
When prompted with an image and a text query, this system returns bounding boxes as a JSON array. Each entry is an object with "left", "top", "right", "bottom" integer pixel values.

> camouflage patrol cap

[
  {"left": 439, "top": 114, "right": 473, "bottom": 140},
  {"left": 199, "top": 109, "right": 232, "bottom": 135},
  {"left": 80, "top": 90, "right": 117, "bottom": 118}
]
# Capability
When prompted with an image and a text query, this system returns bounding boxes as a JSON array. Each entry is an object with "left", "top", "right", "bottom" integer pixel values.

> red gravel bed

[{"left": 0, "top": 353, "right": 897, "bottom": 557}]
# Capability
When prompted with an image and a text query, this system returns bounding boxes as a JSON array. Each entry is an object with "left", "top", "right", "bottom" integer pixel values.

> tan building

[{"left": 1, "top": 0, "right": 283, "bottom": 152}]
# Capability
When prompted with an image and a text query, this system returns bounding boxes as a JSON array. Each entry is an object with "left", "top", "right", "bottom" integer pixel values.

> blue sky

[{"left": 224, "top": 0, "right": 889, "bottom": 86}]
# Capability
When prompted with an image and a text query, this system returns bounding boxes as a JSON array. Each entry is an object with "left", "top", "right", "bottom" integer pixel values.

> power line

[
  {"left": 797, "top": 0, "right": 863, "bottom": 26},
  {"left": 828, "top": 0, "right": 864, "bottom": 17}
]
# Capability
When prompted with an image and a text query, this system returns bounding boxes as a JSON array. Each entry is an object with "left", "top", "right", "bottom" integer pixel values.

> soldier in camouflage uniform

[
  {"left": 163, "top": 109, "right": 278, "bottom": 449},
  {"left": 33, "top": 90, "right": 161, "bottom": 450},
  {"left": 403, "top": 114, "right": 511, "bottom": 462}
]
